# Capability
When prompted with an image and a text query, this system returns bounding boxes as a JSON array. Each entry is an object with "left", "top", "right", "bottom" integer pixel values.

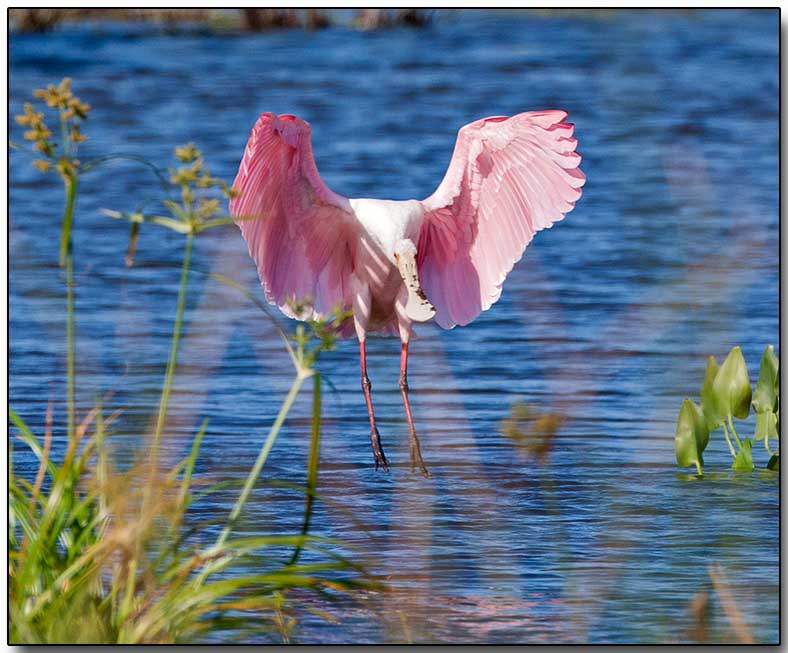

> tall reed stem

[
  {"left": 289, "top": 372, "right": 321, "bottom": 566},
  {"left": 59, "top": 173, "right": 77, "bottom": 268},
  {"left": 62, "top": 174, "right": 78, "bottom": 441},
  {"left": 150, "top": 233, "right": 193, "bottom": 470},
  {"left": 192, "top": 370, "right": 309, "bottom": 586}
]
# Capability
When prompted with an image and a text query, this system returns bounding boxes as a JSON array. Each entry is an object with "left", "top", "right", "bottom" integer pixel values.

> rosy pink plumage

[
  {"left": 418, "top": 111, "right": 584, "bottom": 328},
  {"left": 230, "top": 110, "right": 584, "bottom": 474},
  {"left": 229, "top": 113, "right": 357, "bottom": 323}
]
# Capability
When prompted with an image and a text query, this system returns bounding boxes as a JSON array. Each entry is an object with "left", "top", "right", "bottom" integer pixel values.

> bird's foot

[
  {"left": 409, "top": 430, "right": 430, "bottom": 478},
  {"left": 370, "top": 427, "right": 389, "bottom": 472}
]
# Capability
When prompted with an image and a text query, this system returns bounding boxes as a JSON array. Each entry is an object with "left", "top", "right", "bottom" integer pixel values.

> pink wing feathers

[
  {"left": 417, "top": 111, "right": 585, "bottom": 329},
  {"left": 230, "top": 113, "right": 357, "bottom": 321}
]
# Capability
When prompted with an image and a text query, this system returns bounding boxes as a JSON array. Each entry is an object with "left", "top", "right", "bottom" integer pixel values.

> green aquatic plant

[
  {"left": 9, "top": 322, "right": 371, "bottom": 643},
  {"left": 752, "top": 345, "right": 780, "bottom": 469},
  {"left": 14, "top": 77, "right": 90, "bottom": 447},
  {"left": 10, "top": 79, "right": 375, "bottom": 644},
  {"left": 675, "top": 345, "right": 779, "bottom": 475},
  {"left": 102, "top": 141, "right": 238, "bottom": 479}
]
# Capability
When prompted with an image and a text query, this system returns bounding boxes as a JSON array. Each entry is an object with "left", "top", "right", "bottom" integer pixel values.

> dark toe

[{"left": 374, "top": 453, "right": 390, "bottom": 472}]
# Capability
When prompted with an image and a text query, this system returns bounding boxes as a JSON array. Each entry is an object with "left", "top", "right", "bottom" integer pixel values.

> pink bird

[{"left": 230, "top": 111, "right": 584, "bottom": 476}]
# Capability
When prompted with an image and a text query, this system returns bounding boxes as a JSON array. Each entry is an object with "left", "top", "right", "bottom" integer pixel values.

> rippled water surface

[{"left": 10, "top": 9, "right": 779, "bottom": 644}]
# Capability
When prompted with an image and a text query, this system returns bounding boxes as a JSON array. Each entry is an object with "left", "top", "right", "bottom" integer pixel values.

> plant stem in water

[
  {"left": 62, "top": 175, "right": 78, "bottom": 441},
  {"left": 765, "top": 432, "right": 775, "bottom": 456},
  {"left": 151, "top": 233, "right": 193, "bottom": 469},
  {"left": 727, "top": 415, "right": 742, "bottom": 449},
  {"left": 65, "top": 253, "right": 76, "bottom": 443},
  {"left": 289, "top": 372, "right": 321, "bottom": 566},
  {"left": 214, "top": 371, "right": 309, "bottom": 550},
  {"left": 59, "top": 174, "right": 77, "bottom": 268},
  {"left": 721, "top": 421, "right": 737, "bottom": 458},
  {"left": 96, "top": 398, "right": 108, "bottom": 519}
]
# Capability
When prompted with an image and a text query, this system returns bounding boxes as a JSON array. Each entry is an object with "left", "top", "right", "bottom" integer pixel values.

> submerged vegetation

[
  {"left": 500, "top": 401, "right": 565, "bottom": 464},
  {"left": 9, "top": 78, "right": 375, "bottom": 644},
  {"left": 675, "top": 345, "right": 779, "bottom": 475}
]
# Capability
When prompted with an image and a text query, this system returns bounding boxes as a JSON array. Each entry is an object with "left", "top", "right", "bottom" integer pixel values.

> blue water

[{"left": 9, "top": 9, "right": 779, "bottom": 644}]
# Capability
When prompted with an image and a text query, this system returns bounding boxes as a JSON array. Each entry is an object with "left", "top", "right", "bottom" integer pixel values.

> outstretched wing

[
  {"left": 230, "top": 112, "right": 356, "bottom": 321},
  {"left": 417, "top": 111, "right": 585, "bottom": 329}
]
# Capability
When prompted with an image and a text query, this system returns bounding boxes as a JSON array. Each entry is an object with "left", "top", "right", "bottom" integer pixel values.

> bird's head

[{"left": 273, "top": 113, "right": 309, "bottom": 146}]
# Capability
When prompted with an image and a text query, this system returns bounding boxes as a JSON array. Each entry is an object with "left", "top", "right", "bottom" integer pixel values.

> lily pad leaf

[
  {"left": 752, "top": 344, "right": 779, "bottom": 414},
  {"left": 732, "top": 437, "right": 754, "bottom": 472},
  {"left": 754, "top": 410, "right": 777, "bottom": 441},
  {"left": 675, "top": 398, "right": 708, "bottom": 473},
  {"left": 712, "top": 346, "right": 751, "bottom": 420},
  {"left": 767, "top": 454, "right": 780, "bottom": 471},
  {"left": 700, "top": 355, "right": 721, "bottom": 430}
]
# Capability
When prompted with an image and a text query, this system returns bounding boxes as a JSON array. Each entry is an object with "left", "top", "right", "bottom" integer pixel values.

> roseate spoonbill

[{"left": 230, "top": 111, "right": 584, "bottom": 476}]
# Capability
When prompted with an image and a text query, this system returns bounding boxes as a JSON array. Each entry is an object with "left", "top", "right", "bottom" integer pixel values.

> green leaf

[
  {"left": 700, "top": 355, "right": 721, "bottom": 430},
  {"left": 163, "top": 199, "right": 188, "bottom": 220},
  {"left": 149, "top": 215, "right": 192, "bottom": 233},
  {"left": 754, "top": 410, "right": 777, "bottom": 441},
  {"left": 675, "top": 398, "right": 708, "bottom": 473},
  {"left": 195, "top": 216, "right": 236, "bottom": 232},
  {"left": 752, "top": 344, "right": 779, "bottom": 414},
  {"left": 767, "top": 453, "right": 780, "bottom": 471},
  {"left": 712, "top": 346, "right": 752, "bottom": 420},
  {"left": 179, "top": 419, "right": 208, "bottom": 508},
  {"left": 732, "top": 438, "right": 754, "bottom": 472},
  {"left": 9, "top": 407, "right": 58, "bottom": 481}
]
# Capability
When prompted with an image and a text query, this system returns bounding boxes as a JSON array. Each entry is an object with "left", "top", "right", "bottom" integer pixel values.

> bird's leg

[
  {"left": 360, "top": 339, "right": 389, "bottom": 472},
  {"left": 352, "top": 278, "right": 389, "bottom": 472},
  {"left": 399, "top": 341, "right": 430, "bottom": 477}
]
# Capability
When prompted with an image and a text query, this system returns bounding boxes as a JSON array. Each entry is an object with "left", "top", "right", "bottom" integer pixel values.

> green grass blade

[
  {"left": 177, "top": 418, "right": 209, "bottom": 512},
  {"left": 9, "top": 408, "right": 58, "bottom": 480},
  {"left": 211, "top": 372, "right": 308, "bottom": 555}
]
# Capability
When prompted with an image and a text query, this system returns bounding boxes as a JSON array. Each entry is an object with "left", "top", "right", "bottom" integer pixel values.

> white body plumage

[{"left": 229, "top": 110, "right": 585, "bottom": 473}]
